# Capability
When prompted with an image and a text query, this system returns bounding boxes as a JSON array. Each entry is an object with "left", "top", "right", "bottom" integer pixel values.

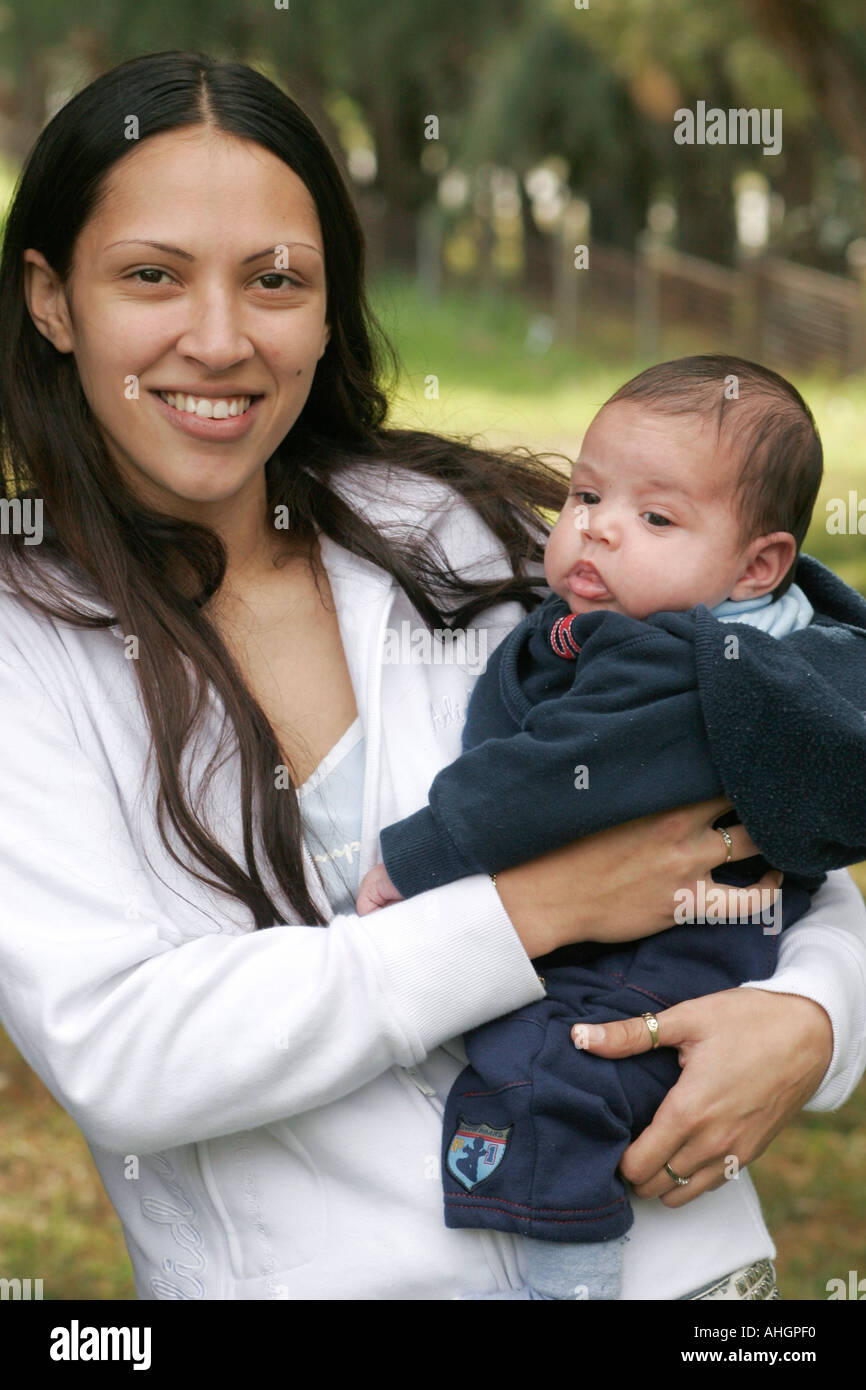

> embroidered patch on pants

[{"left": 446, "top": 1117, "right": 513, "bottom": 1191}]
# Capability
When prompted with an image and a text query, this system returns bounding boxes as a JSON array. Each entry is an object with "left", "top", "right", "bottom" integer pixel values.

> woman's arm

[
  {"left": 575, "top": 869, "right": 866, "bottom": 1203},
  {"left": 0, "top": 648, "right": 546, "bottom": 1156},
  {"left": 742, "top": 867, "right": 866, "bottom": 1110}
]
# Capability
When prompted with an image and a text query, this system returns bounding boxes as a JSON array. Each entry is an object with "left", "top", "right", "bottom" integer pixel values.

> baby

[{"left": 356, "top": 354, "right": 866, "bottom": 1299}]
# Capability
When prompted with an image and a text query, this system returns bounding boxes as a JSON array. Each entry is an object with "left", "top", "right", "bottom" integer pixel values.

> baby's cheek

[{"left": 544, "top": 522, "right": 573, "bottom": 588}]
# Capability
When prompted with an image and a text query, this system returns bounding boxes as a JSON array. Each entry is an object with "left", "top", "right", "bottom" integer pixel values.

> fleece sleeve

[
  {"left": 0, "top": 648, "right": 544, "bottom": 1156},
  {"left": 695, "top": 617, "right": 866, "bottom": 875},
  {"left": 380, "top": 620, "right": 723, "bottom": 896}
]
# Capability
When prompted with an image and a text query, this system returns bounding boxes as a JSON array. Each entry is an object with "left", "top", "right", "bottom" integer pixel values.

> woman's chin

[{"left": 119, "top": 463, "right": 261, "bottom": 514}]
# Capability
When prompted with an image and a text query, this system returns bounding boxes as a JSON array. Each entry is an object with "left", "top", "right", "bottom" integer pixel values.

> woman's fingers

[
  {"left": 704, "top": 817, "right": 761, "bottom": 864},
  {"left": 683, "top": 873, "right": 784, "bottom": 925},
  {"left": 639, "top": 1152, "right": 730, "bottom": 1205},
  {"left": 572, "top": 1002, "right": 685, "bottom": 1059},
  {"left": 687, "top": 797, "right": 766, "bottom": 866},
  {"left": 573, "top": 1000, "right": 730, "bottom": 1199}
]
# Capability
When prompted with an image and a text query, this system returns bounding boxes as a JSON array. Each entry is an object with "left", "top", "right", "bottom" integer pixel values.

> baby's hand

[{"left": 356, "top": 863, "right": 405, "bottom": 915}]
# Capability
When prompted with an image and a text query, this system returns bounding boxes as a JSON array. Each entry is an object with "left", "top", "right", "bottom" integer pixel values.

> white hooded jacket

[{"left": 0, "top": 464, "right": 864, "bottom": 1300}]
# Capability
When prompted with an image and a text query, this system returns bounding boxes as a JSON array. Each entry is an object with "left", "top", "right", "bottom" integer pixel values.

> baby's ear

[{"left": 730, "top": 532, "right": 797, "bottom": 599}]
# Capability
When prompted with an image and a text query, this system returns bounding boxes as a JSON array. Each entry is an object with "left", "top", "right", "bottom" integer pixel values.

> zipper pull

[{"left": 402, "top": 1065, "right": 437, "bottom": 1097}]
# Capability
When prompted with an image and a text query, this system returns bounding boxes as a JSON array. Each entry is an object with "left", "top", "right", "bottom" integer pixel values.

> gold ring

[
  {"left": 665, "top": 1162, "right": 690, "bottom": 1187},
  {"left": 716, "top": 825, "right": 734, "bottom": 863},
  {"left": 641, "top": 1012, "right": 660, "bottom": 1049}
]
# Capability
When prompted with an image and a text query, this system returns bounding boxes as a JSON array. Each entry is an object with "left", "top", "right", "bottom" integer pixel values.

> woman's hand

[
  {"left": 494, "top": 795, "right": 782, "bottom": 958},
  {"left": 573, "top": 987, "right": 833, "bottom": 1204}
]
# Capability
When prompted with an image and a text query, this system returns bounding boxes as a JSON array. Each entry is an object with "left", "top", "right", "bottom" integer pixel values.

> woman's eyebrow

[{"left": 102, "top": 239, "right": 323, "bottom": 263}]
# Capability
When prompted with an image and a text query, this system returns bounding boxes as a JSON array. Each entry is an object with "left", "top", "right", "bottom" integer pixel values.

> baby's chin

[{"left": 554, "top": 587, "right": 629, "bottom": 618}]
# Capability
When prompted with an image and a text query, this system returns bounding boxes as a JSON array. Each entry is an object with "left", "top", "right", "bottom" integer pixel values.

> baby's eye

[
  {"left": 570, "top": 490, "right": 599, "bottom": 505},
  {"left": 642, "top": 512, "right": 674, "bottom": 527}
]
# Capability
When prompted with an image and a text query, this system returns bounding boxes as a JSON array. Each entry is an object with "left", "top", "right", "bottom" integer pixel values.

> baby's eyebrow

[
  {"left": 641, "top": 476, "right": 695, "bottom": 500},
  {"left": 570, "top": 466, "right": 699, "bottom": 511}
]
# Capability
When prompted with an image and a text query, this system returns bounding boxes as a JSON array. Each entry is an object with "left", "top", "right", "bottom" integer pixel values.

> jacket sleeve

[
  {"left": 695, "top": 616, "right": 866, "bottom": 875},
  {"left": 0, "top": 644, "right": 544, "bottom": 1156},
  {"left": 380, "top": 616, "right": 722, "bottom": 896}
]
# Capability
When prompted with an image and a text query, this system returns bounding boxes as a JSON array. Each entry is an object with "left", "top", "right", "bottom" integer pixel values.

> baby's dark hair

[{"left": 606, "top": 354, "right": 823, "bottom": 599}]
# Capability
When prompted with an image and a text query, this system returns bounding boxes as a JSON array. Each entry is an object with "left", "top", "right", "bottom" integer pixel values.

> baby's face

[{"left": 545, "top": 401, "right": 759, "bottom": 619}]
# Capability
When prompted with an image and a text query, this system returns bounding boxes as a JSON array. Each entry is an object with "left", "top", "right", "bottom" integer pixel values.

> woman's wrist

[
  {"left": 491, "top": 866, "right": 570, "bottom": 958},
  {"left": 739, "top": 985, "right": 834, "bottom": 1097}
]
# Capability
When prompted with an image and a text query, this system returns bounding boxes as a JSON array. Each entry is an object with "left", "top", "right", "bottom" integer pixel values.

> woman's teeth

[{"left": 158, "top": 391, "right": 253, "bottom": 419}]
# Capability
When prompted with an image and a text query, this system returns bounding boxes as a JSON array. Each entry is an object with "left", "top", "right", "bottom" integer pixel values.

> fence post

[
  {"left": 845, "top": 242, "right": 866, "bottom": 375},
  {"left": 416, "top": 201, "right": 442, "bottom": 299},
  {"left": 554, "top": 199, "right": 590, "bottom": 343},
  {"left": 634, "top": 231, "right": 660, "bottom": 363},
  {"left": 738, "top": 256, "right": 766, "bottom": 361}
]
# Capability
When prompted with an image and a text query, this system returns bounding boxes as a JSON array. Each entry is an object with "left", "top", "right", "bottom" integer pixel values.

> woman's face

[{"left": 23, "top": 126, "right": 330, "bottom": 518}]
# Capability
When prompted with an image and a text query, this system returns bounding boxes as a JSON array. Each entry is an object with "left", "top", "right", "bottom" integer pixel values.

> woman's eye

[
  {"left": 255, "top": 273, "right": 303, "bottom": 291},
  {"left": 643, "top": 512, "right": 674, "bottom": 527},
  {"left": 129, "top": 268, "right": 175, "bottom": 286},
  {"left": 126, "top": 269, "right": 303, "bottom": 291}
]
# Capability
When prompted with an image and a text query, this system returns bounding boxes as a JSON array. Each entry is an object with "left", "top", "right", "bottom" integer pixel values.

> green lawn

[{"left": 1, "top": 273, "right": 863, "bottom": 1300}]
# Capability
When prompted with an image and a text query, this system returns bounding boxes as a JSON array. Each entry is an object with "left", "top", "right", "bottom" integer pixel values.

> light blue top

[
  {"left": 297, "top": 716, "right": 366, "bottom": 916},
  {"left": 709, "top": 580, "right": 813, "bottom": 636}
]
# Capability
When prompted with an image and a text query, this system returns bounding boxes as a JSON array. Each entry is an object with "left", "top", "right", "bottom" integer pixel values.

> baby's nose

[{"left": 580, "top": 506, "right": 619, "bottom": 544}]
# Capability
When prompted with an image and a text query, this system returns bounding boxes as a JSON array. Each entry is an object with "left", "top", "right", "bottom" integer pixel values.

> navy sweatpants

[{"left": 442, "top": 876, "right": 812, "bottom": 1242}]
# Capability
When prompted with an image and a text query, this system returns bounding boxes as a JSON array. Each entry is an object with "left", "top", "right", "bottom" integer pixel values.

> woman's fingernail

[{"left": 573, "top": 1024, "right": 605, "bottom": 1049}]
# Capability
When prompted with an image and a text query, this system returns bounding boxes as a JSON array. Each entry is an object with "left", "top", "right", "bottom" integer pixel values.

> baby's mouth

[{"left": 567, "top": 562, "right": 612, "bottom": 600}]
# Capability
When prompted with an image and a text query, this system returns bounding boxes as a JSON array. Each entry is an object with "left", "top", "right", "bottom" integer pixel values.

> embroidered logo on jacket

[
  {"left": 550, "top": 614, "right": 582, "bottom": 660},
  {"left": 446, "top": 1117, "right": 513, "bottom": 1190}
]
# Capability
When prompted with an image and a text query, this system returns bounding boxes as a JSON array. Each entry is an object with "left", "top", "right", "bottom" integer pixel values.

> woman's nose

[{"left": 174, "top": 293, "right": 255, "bottom": 369}]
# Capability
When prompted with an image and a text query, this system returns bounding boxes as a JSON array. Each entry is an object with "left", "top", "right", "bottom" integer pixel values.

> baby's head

[{"left": 545, "top": 355, "right": 823, "bottom": 619}]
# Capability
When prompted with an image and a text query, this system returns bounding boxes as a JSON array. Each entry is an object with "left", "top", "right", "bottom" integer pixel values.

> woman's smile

[{"left": 149, "top": 387, "right": 265, "bottom": 441}]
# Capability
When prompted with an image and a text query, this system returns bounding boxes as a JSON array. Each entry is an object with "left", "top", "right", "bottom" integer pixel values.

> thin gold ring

[
  {"left": 641, "top": 1011, "right": 661, "bottom": 1049},
  {"left": 716, "top": 825, "right": 734, "bottom": 863}
]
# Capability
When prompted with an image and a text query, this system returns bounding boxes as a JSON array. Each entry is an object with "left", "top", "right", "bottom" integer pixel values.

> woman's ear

[
  {"left": 729, "top": 532, "right": 798, "bottom": 600},
  {"left": 318, "top": 321, "right": 331, "bottom": 360},
  {"left": 22, "top": 249, "right": 75, "bottom": 353}
]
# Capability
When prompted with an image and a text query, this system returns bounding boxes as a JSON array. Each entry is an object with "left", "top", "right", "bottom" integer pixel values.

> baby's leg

[{"left": 523, "top": 1233, "right": 627, "bottom": 1301}]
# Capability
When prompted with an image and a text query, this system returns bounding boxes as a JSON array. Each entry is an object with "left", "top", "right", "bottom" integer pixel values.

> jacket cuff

[
  {"left": 379, "top": 805, "right": 472, "bottom": 897},
  {"left": 355, "top": 872, "right": 546, "bottom": 1058}
]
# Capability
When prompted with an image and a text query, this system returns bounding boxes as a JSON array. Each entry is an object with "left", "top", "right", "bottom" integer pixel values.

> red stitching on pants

[{"left": 445, "top": 1192, "right": 626, "bottom": 1216}]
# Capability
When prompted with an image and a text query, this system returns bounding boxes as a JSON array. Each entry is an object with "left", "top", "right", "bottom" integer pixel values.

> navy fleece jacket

[{"left": 379, "top": 554, "right": 866, "bottom": 896}]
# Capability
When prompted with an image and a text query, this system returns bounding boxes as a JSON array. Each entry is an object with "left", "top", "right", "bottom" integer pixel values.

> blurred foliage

[{"left": 0, "top": 0, "right": 863, "bottom": 271}]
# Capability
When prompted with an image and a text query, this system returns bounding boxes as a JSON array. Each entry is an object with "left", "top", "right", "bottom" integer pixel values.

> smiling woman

[
  {"left": 0, "top": 51, "right": 864, "bottom": 1305},
  {"left": 24, "top": 129, "right": 330, "bottom": 502}
]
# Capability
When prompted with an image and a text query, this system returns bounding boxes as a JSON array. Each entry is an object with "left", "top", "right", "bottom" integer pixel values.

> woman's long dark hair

[{"left": 0, "top": 51, "right": 567, "bottom": 928}]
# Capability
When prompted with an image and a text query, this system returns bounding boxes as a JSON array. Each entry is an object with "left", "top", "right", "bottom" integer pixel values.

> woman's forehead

[{"left": 87, "top": 128, "right": 324, "bottom": 252}]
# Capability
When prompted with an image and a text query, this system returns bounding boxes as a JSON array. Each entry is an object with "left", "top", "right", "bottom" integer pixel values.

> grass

[
  {"left": 0, "top": 1027, "right": 136, "bottom": 1299},
  {"left": 0, "top": 271, "right": 864, "bottom": 1300}
]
